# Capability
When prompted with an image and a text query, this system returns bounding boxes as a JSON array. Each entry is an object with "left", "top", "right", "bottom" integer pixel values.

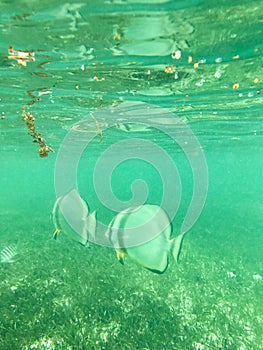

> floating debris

[
  {"left": 93, "top": 76, "right": 105, "bottom": 81},
  {"left": 37, "top": 61, "right": 51, "bottom": 69},
  {"left": 0, "top": 244, "right": 18, "bottom": 263},
  {"left": 188, "top": 55, "right": 193, "bottom": 63},
  {"left": 164, "top": 65, "right": 176, "bottom": 74},
  {"left": 90, "top": 113, "right": 103, "bottom": 142},
  {"left": 38, "top": 89, "right": 52, "bottom": 97},
  {"left": 32, "top": 71, "right": 49, "bottom": 77},
  {"left": 8, "top": 46, "right": 35, "bottom": 66},
  {"left": 11, "top": 13, "right": 31, "bottom": 21},
  {"left": 26, "top": 88, "right": 53, "bottom": 105},
  {"left": 215, "top": 57, "right": 222, "bottom": 63},
  {"left": 233, "top": 83, "right": 239, "bottom": 90},
  {"left": 21, "top": 106, "right": 54, "bottom": 157},
  {"left": 171, "top": 50, "right": 181, "bottom": 60}
]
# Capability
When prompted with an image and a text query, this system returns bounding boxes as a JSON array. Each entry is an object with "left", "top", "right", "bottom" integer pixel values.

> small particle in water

[
  {"left": 233, "top": 54, "right": 239, "bottom": 59},
  {"left": 253, "top": 130, "right": 257, "bottom": 136},
  {"left": 214, "top": 71, "right": 221, "bottom": 78},
  {"left": 164, "top": 65, "right": 176, "bottom": 73},
  {"left": 1, "top": 112, "right": 5, "bottom": 120},
  {"left": 171, "top": 50, "right": 181, "bottom": 60},
  {"left": 254, "top": 77, "right": 259, "bottom": 84},
  {"left": 193, "top": 62, "right": 199, "bottom": 69},
  {"left": 174, "top": 72, "right": 179, "bottom": 79},
  {"left": 212, "top": 111, "right": 217, "bottom": 115},
  {"left": 238, "top": 93, "right": 243, "bottom": 97},
  {"left": 233, "top": 82, "right": 239, "bottom": 90},
  {"left": 215, "top": 57, "right": 222, "bottom": 63},
  {"left": 199, "top": 58, "right": 206, "bottom": 64},
  {"left": 38, "top": 90, "right": 52, "bottom": 97},
  {"left": 147, "top": 69, "right": 151, "bottom": 75},
  {"left": 248, "top": 92, "right": 254, "bottom": 97},
  {"left": 256, "top": 89, "right": 260, "bottom": 94},
  {"left": 188, "top": 55, "right": 193, "bottom": 63},
  {"left": 253, "top": 273, "right": 262, "bottom": 280},
  {"left": 93, "top": 76, "right": 105, "bottom": 81},
  {"left": 254, "top": 47, "right": 259, "bottom": 53},
  {"left": 75, "top": 84, "right": 79, "bottom": 90},
  {"left": 185, "top": 94, "right": 189, "bottom": 98},
  {"left": 195, "top": 79, "right": 205, "bottom": 87},
  {"left": 227, "top": 271, "right": 236, "bottom": 278},
  {"left": 81, "top": 64, "right": 85, "bottom": 71}
]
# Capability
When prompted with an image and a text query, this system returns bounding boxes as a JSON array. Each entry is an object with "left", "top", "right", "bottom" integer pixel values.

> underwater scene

[{"left": 0, "top": 0, "right": 262, "bottom": 349}]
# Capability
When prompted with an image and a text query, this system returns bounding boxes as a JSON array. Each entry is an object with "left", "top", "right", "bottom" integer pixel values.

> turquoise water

[{"left": 0, "top": 1, "right": 263, "bottom": 349}]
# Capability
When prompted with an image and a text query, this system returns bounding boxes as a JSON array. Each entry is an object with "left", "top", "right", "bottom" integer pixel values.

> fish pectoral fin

[
  {"left": 53, "top": 228, "right": 61, "bottom": 240},
  {"left": 116, "top": 250, "right": 125, "bottom": 265}
]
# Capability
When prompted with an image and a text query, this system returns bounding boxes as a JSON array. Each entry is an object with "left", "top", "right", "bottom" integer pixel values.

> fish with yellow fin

[
  {"left": 106, "top": 205, "right": 185, "bottom": 274},
  {"left": 52, "top": 190, "right": 185, "bottom": 273}
]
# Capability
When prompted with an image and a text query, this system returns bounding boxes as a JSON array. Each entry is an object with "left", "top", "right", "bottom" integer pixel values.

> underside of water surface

[{"left": 0, "top": 1, "right": 262, "bottom": 349}]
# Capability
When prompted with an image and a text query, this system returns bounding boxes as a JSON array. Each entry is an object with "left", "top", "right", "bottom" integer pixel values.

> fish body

[
  {"left": 106, "top": 205, "right": 184, "bottom": 273},
  {"left": 51, "top": 191, "right": 185, "bottom": 273},
  {"left": 0, "top": 244, "right": 18, "bottom": 263},
  {"left": 52, "top": 189, "right": 96, "bottom": 246}
]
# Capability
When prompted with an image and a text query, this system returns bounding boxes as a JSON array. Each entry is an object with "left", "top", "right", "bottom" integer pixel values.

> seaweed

[{"left": 21, "top": 106, "right": 54, "bottom": 158}]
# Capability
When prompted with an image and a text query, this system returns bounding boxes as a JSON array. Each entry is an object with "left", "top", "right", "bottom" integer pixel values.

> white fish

[
  {"left": 52, "top": 191, "right": 185, "bottom": 273},
  {"left": 0, "top": 244, "right": 18, "bottom": 263},
  {"left": 106, "top": 204, "right": 185, "bottom": 274},
  {"left": 52, "top": 189, "right": 96, "bottom": 246}
]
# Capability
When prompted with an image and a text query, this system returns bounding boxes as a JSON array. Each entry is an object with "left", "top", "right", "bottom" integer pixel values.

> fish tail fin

[{"left": 171, "top": 233, "right": 185, "bottom": 262}]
